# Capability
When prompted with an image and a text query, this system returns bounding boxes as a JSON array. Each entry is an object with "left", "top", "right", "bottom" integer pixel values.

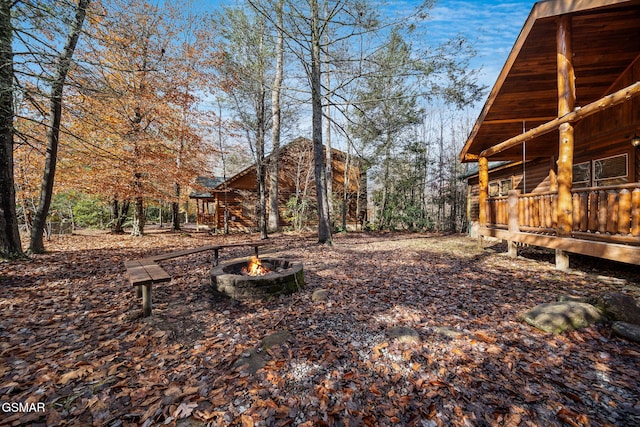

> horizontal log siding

[{"left": 516, "top": 158, "right": 553, "bottom": 194}]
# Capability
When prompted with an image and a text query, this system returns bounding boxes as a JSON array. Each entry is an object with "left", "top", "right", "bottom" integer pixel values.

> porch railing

[
  {"left": 486, "top": 183, "right": 640, "bottom": 241},
  {"left": 197, "top": 213, "right": 217, "bottom": 226}
]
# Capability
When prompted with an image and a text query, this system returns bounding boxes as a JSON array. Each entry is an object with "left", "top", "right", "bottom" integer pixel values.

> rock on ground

[
  {"left": 592, "top": 292, "right": 640, "bottom": 324},
  {"left": 386, "top": 326, "right": 421, "bottom": 344},
  {"left": 520, "top": 301, "right": 605, "bottom": 334},
  {"left": 232, "top": 330, "right": 293, "bottom": 375},
  {"left": 312, "top": 289, "right": 329, "bottom": 302},
  {"left": 612, "top": 321, "right": 640, "bottom": 343}
]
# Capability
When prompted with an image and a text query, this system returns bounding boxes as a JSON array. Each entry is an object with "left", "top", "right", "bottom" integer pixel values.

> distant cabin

[
  {"left": 459, "top": 0, "right": 640, "bottom": 268},
  {"left": 190, "top": 137, "right": 367, "bottom": 232}
]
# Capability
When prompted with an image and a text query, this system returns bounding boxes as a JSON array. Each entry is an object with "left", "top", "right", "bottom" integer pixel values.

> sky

[
  {"left": 200, "top": 0, "right": 536, "bottom": 94},
  {"left": 196, "top": 0, "right": 537, "bottom": 153},
  {"left": 425, "top": 0, "right": 534, "bottom": 88}
]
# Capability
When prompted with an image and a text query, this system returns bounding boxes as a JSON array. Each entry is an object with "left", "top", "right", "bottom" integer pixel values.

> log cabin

[
  {"left": 460, "top": 0, "right": 640, "bottom": 269},
  {"left": 190, "top": 137, "right": 367, "bottom": 232}
]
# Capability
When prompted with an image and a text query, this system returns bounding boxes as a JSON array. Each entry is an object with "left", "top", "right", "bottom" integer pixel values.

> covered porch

[
  {"left": 193, "top": 191, "right": 252, "bottom": 232},
  {"left": 460, "top": 0, "right": 640, "bottom": 269},
  {"left": 484, "top": 182, "right": 640, "bottom": 265}
]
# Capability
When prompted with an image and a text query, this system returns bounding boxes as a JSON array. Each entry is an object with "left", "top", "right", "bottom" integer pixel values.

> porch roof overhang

[{"left": 460, "top": 0, "right": 640, "bottom": 163}]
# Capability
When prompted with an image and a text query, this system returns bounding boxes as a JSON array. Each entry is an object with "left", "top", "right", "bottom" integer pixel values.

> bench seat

[
  {"left": 125, "top": 259, "right": 171, "bottom": 317},
  {"left": 125, "top": 241, "right": 268, "bottom": 317}
]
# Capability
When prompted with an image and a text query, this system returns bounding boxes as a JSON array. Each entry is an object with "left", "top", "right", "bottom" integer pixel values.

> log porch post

[
  {"left": 195, "top": 199, "right": 202, "bottom": 228},
  {"left": 507, "top": 190, "right": 520, "bottom": 258},
  {"left": 555, "top": 15, "right": 575, "bottom": 270},
  {"left": 216, "top": 196, "right": 220, "bottom": 229},
  {"left": 478, "top": 156, "right": 489, "bottom": 247}
]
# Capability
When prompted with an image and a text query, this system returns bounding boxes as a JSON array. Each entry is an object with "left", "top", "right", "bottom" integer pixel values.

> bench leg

[
  {"left": 136, "top": 285, "right": 142, "bottom": 298},
  {"left": 142, "top": 283, "right": 152, "bottom": 317},
  {"left": 214, "top": 248, "right": 219, "bottom": 266}
]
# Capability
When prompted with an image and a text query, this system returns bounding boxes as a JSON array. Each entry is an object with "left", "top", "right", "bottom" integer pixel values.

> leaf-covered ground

[{"left": 1, "top": 229, "right": 639, "bottom": 427}]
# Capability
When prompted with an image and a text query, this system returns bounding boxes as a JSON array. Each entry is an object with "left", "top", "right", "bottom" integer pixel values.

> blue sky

[
  {"left": 200, "top": 0, "right": 535, "bottom": 93},
  {"left": 196, "top": 0, "right": 536, "bottom": 148},
  {"left": 427, "top": 0, "right": 534, "bottom": 87}
]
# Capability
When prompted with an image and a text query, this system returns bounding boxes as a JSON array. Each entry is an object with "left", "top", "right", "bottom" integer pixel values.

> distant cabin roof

[
  {"left": 460, "top": 161, "right": 512, "bottom": 180},
  {"left": 190, "top": 176, "right": 226, "bottom": 198},
  {"left": 196, "top": 176, "right": 225, "bottom": 188},
  {"left": 190, "top": 136, "right": 357, "bottom": 198}
]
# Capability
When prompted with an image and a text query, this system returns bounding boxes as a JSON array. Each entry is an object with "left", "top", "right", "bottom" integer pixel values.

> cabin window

[
  {"left": 594, "top": 153, "right": 627, "bottom": 187},
  {"left": 572, "top": 161, "right": 590, "bottom": 188},
  {"left": 488, "top": 178, "right": 512, "bottom": 197},
  {"left": 488, "top": 182, "right": 500, "bottom": 197},
  {"left": 500, "top": 179, "right": 512, "bottom": 195},
  {"left": 571, "top": 154, "right": 628, "bottom": 187}
]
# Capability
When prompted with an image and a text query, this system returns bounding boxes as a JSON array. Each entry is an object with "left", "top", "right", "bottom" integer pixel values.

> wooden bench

[
  {"left": 125, "top": 258, "right": 171, "bottom": 317},
  {"left": 125, "top": 242, "right": 268, "bottom": 317}
]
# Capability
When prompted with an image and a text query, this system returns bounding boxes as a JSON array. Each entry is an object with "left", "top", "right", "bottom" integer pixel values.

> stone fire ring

[{"left": 210, "top": 258, "right": 304, "bottom": 301}]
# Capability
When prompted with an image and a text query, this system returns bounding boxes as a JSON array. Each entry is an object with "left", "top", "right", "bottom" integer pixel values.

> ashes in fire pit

[{"left": 211, "top": 257, "right": 304, "bottom": 301}]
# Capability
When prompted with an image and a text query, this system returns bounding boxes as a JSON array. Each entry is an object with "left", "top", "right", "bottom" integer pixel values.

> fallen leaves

[
  {"left": 58, "top": 365, "right": 93, "bottom": 385},
  {"left": 0, "top": 230, "right": 639, "bottom": 426},
  {"left": 557, "top": 406, "right": 591, "bottom": 427},
  {"left": 173, "top": 401, "right": 198, "bottom": 419}
]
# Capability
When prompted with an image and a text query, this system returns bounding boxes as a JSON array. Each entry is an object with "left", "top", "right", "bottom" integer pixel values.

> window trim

[
  {"left": 572, "top": 153, "right": 628, "bottom": 187},
  {"left": 488, "top": 177, "right": 513, "bottom": 197},
  {"left": 593, "top": 153, "right": 628, "bottom": 186},
  {"left": 572, "top": 161, "right": 591, "bottom": 187}
]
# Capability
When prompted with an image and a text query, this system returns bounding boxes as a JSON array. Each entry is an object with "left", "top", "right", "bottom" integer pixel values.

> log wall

[{"left": 194, "top": 141, "right": 366, "bottom": 230}]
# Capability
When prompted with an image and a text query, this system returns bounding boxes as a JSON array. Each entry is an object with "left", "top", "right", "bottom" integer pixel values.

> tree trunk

[
  {"left": 437, "top": 118, "right": 445, "bottom": 231},
  {"left": 172, "top": 183, "right": 180, "bottom": 231},
  {"left": 377, "top": 143, "right": 391, "bottom": 230},
  {"left": 111, "top": 199, "right": 130, "bottom": 234},
  {"left": 268, "top": 0, "right": 283, "bottom": 232},
  {"left": 256, "top": 35, "right": 268, "bottom": 240},
  {"left": 256, "top": 135, "right": 268, "bottom": 240},
  {"left": 131, "top": 171, "right": 145, "bottom": 236},
  {"left": 132, "top": 195, "right": 145, "bottom": 236},
  {"left": 323, "top": 0, "right": 333, "bottom": 225},
  {"left": 311, "top": 0, "right": 331, "bottom": 244},
  {"left": 342, "top": 146, "right": 350, "bottom": 230},
  {"left": 216, "top": 99, "right": 229, "bottom": 235},
  {"left": 29, "top": 0, "right": 89, "bottom": 253},
  {"left": 0, "top": 0, "right": 23, "bottom": 259}
]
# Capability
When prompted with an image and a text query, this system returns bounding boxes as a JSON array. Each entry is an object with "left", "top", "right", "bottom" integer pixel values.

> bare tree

[
  {"left": 0, "top": 0, "right": 22, "bottom": 259},
  {"left": 247, "top": 0, "right": 383, "bottom": 244},
  {"left": 322, "top": 0, "right": 333, "bottom": 225},
  {"left": 309, "top": 0, "right": 332, "bottom": 243},
  {"left": 268, "top": 0, "right": 284, "bottom": 232},
  {"left": 29, "top": 0, "right": 90, "bottom": 253},
  {"left": 215, "top": 5, "right": 272, "bottom": 239}
]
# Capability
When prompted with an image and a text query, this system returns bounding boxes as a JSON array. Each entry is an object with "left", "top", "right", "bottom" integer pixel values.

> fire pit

[{"left": 211, "top": 257, "right": 304, "bottom": 301}]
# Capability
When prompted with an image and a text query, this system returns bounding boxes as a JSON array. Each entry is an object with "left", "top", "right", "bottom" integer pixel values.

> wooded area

[
  {"left": 0, "top": 0, "right": 484, "bottom": 258},
  {"left": 1, "top": 0, "right": 639, "bottom": 425}
]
